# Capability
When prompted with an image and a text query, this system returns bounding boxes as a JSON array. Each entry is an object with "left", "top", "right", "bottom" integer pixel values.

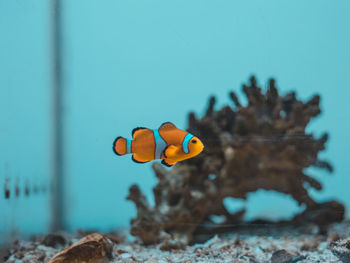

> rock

[
  {"left": 49, "top": 233, "right": 113, "bottom": 263},
  {"left": 271, "top": 249, "right": 306, "bottom": 263},
  {"left": 329, "top": 238, "right": 350, "bottom": 263}
]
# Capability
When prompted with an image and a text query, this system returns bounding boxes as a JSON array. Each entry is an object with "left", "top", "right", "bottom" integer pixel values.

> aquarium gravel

[{"left": 4, "top": 221, "right": 350, "bottom": 263}]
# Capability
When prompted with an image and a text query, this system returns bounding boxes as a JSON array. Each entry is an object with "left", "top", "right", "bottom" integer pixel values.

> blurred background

[{"left": 1, "top": 0, "right": 349, "bottom": 244}]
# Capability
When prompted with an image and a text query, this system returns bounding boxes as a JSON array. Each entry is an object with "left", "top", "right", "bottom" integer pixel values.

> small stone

[
  {"left": 114, "top": 249, "right": 128, "bottom": 255},
  {"left": 330, "top": 234, "right": 341, "bottom": 242},
  {"left": 271, "top": 249, "right": 306, "bottom": 263}
]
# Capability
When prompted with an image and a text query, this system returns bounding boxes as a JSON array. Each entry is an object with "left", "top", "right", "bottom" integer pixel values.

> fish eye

[{"left": 192, "top": 139, "right": 197, "bottom": 144}]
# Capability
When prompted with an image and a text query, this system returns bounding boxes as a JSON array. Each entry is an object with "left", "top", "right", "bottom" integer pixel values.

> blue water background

[
  {"left": 0, "top": 1, "right": 53, "bottom": 242},
  {"left": 1, "top": 0, "right": 349, "bottom": 240}
]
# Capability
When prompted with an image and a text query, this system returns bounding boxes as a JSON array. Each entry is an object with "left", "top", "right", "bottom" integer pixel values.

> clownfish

[{"left": 113, "top": 122, "right": 204, "bottom": 167}]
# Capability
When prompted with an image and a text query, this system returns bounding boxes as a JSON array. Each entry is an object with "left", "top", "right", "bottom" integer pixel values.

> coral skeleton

[{"left": 127, "top": 76, "right": 344, "bottom": 249}]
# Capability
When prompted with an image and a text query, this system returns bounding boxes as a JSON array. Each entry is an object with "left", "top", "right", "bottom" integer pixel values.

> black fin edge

[
  {"left": 162, "top": 145, "right": 170, "bottom": 159},
  {"left": 113, "top": 136, "right": 123, "bottom": 156},
  {"left": 161, "top": 159, "right": 173, "bottom": 167},
  {"left": 132, "top": 155, "right": 148, "bottom": 164},
  {"left": 132, "top": 127, "right": 148, "bottom": 138}
]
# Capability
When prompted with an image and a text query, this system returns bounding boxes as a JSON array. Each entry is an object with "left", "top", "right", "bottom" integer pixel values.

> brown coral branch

[{"left": 127, "top": 76, "right": 344, "bottom": 248}]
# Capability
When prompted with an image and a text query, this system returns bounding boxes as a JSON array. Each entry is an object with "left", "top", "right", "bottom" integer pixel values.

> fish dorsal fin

[
  {"left": 132, "top": 127, "right": 149, "bottom": 139},
  {"left": 159, "top": 122, "right": 177, "bottom": 131}
]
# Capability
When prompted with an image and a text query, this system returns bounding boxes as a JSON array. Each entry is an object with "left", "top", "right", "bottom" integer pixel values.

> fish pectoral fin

[
  {"left": 161, "top": 159, "right": 176, "bottom": 167},
  {"left": 162, "top": 145, "right": 180, "bottom": 159},
  {"left": 132, "top": 154, "right": 150, "bottom": 164}
]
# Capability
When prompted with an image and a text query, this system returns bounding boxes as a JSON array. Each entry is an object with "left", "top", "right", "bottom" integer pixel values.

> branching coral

[{"left": 127, "top": 76, "right": 344, "bottom": 249}]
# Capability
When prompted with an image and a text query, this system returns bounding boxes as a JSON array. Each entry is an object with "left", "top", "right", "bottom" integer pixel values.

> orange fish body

[{"left": 113, "top": 122, "right": 204, "bottom": 166}]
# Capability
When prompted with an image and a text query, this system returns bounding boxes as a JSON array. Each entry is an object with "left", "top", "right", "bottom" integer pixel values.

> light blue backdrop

[
  {"left": 62, "top": 0, "right": 350, "bottom": 231},
  {"left": 1, "top": 0, "right": 349, "bottom": 237},
  {"left": 0, "top": 1, "right": 53, "bottom": 242}
]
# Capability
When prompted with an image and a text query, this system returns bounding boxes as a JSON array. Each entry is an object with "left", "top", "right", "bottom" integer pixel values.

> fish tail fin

[{"left": 113, "top": 136, "right": 130, "bottom": 155}]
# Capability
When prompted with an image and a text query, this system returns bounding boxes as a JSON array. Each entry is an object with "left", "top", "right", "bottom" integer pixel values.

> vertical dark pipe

[{"left": 51, "top": 0, "right": 64, "bottom": 231}]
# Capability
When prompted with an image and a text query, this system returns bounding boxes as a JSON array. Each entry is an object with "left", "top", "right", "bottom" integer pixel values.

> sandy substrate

[{"left": 3, "top": 221, "right": 350, "bottom": 263}]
